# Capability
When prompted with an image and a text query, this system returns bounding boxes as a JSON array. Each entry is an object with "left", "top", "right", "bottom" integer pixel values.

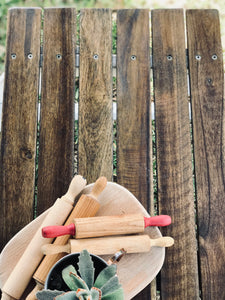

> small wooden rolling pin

[
  {"left": 1, "top": 175, "right": 87, "bottom": 300},
  {"left": 42, "top": 235, "right": 174, "bottom": 256},
  {"left": 26, "top": 176, "right": 107, "bottom": 300},
  {"left": 42, "top": 214, "right": 172, "bottom": 239}
]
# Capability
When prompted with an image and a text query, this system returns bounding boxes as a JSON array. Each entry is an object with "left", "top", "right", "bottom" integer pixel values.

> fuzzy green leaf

[
  {"left": 36, "top": 289, "right": 64, "bottom": 300},
  {"left": 94, "top": 265, "right": 117, "bottom": 289},
  {"left": 62, "top": 265, "right": 77, "bottom": 289},
  {"left": 91, "top": 287, "right": 101, "bottom": 300},
  {"left": 64, "top": 271, "right": 89, "bottom": 291},
  {"left": 101, "top": 287, "right": 124, "bottom": 300},
  {"left": 62, "top": 264, "right": 77, "bottom": 276},
  {"left": 76, "top": 288, "right": 91, "bottom": 299},
  {"left": 101, "top": 276, "right": 122, "bottom": 296},
  {"left": 78, "top": 250, "right": 95, "bottom": 289},
  {"left": 55, "top": 291, "right": 78, "bottom": 300}
]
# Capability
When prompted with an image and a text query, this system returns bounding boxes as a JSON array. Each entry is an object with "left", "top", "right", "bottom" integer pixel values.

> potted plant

[{"left": 36, "top": 249, "right": 124, "bottom": 300}]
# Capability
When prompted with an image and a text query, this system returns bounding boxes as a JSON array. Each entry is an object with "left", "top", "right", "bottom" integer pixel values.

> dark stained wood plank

[
  {"left": 0, "top": 8, "right": 41, "bottom": 251},
  {"left": 152, "top": 9, "right": 199, "bottom": 299},
  {"left": 36, "top": 8, "right": 76, "bottom": 215},
  {"left": 117, "top": 9, "right": 151, "bottom": 207},
  {"left": 117, "top": 9, "right": 151, "bottom": 300},
  {"left": 78, "top": 8, "right": 113, "bottom": 183},
  {"left": 186, "top": 9, "right": 225, "bottom": 299}
]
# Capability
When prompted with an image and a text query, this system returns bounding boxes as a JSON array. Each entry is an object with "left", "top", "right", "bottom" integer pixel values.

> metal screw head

[
  {"left": 212, "top": 54, "right": 217, "bottom": 60},
  {"left": 93, "top": 54, "right": 99, "bottom": 60},
  {"left": 56, "top": 54, "right": 62, "bottom": 60},
  {"left": 167, "top": 55, "right": 173, "bottom": 61},
  {"left": 131, "top": 55, "right": 137, "bottom": 61},
  {"left": 11, "top": 53, "right": 16, "bottom": 59},
  {"left": 195, "top": 55, "right": 201, "bottom": 61},
  {"left": 28, "top": 53, "right": 33, "bottom": 59}
]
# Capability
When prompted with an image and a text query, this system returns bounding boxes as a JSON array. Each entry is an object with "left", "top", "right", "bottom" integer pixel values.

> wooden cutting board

[{"left": 0, "top": 182, "right": 165, "bottom": 300}]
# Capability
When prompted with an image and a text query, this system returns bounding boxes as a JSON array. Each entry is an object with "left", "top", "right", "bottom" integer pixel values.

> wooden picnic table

[{"left": 0, "top": 8, "right": 224, "bottom": 299}]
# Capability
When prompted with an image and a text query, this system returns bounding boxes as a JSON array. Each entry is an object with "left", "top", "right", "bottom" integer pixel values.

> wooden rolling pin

[
  {"left": 26, "top": 176, "right": 107, "bottom": 300},
  {"left": 42, "top": 235, "right": 175, "bottom": 256},
  {"left": 1, "top": 175, "right": 87, "bottom": 300},
  {"left": 42, "top": 214, "right": 172, "bottom": 239}
]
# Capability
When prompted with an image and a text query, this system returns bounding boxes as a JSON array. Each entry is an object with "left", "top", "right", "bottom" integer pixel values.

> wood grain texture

[
  {"left": 69, "top": 236, "right": 172, "bottom": 255},
  {"left": 186, "top": 9, "right": 225, "bottom": 299},
  {"left": 116, "top": 9, "right": 151, "bottom": 300},
  {"left": 152, "top": 9, "right": 199, "bottom": 299},
  {"left": 117, "top": 9, "right": 151, "bottom": 209},
  {"left": 74, "top": 214, "right": 144, "bottom": 238},
  {"left": 0, "top": 8, "right": 41, "bottom": 251},
  {"left": 78, "top": 9, "right": 113, "bottom": 183},
  {"left": 36, "top": 8, "right": 76, "bottom": 215}
]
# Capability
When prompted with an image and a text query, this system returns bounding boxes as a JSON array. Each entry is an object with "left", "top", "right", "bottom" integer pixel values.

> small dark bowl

[{"left": 44, "top": 253, "right": 108, "bottom": 291}]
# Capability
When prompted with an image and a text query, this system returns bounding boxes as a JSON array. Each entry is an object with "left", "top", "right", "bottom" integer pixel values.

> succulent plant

[{"left": 36, "top": 250, "right": 124, "bottom": 300}]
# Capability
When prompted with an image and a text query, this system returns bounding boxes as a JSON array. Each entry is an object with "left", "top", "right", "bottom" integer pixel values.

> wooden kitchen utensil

[
  {"left": 26, "top": 176, "right": 107, "bottom": 299},
  {"left": 0, "top": 182, "right": 166, "bottom": 300},
  {"left": 1, "top": 175, "right": 87, "bottom": 300},
  {"left": 42, "top": 235, "right": 174, "bottom": 256},
  {"left": 42, "top": 214, "right": 172, "bottom": 238}
]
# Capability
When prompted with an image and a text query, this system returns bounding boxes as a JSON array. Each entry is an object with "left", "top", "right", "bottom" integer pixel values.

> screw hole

[
  {"left": 28, "top": 53, "right": 33, "bottom": 59},
  {"left": 212, "top": 54, "right": 217, "bottom": 60},
  {"left": 167, "top": 55, "right": 173, "bottom": 61},
  {"left": 93, "top": 54, "right": 99, "bottom": 60},
  {"left": 11, "top": 53, "right": 16, "bottom": 59},
  {"left": 56, "top": 54, "right": 62, "bottom": 60},
  {"left": 131, "top": 55, "right": 136, "bottom": 61},
  {"left": 195, "top": 55, "right": 201, "bottom": 61}
]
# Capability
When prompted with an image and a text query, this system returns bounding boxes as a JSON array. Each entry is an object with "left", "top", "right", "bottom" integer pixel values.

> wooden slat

[
  {"left": 117, "top": 9, "right": 151, "bottom": 207},
  {"left": 36, "top": 8, "right": 76, "bottom": 215},
  {"left": 0, "top": 8, "right": 41, "bottom": 251},
  {"left": 117, "top": 9, "right": 151, "bottom": 300},
  {"left": 78, "top": 8, "right": 113, "bottom": 183},
  {"left": 152, "top": 9, "right": 199, "bottom": 299},
  {"left": 186, "top": 9, "right": 225, "bottom": 299}
]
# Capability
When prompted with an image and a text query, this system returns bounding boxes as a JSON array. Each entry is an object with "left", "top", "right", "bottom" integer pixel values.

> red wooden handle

[
  {"left": 144, "top": 215, "right": 171, "bottom": 227},
  {"left": 42, "top": 223, "right": 75, "bottom": 238}
]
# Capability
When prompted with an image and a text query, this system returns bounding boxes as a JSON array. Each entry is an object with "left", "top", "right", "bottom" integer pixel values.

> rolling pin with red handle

[
  {"left": 26, "top": 176, "right": 107, "bottom": 300},
  {"left": 42, "top": 235, "right": 174, "bottom": 256},
  {"left": 1, "top": 175, "right": 87, "bottom": 300},
  {"left": 42, "top": 214, "right": 172, "bottom": 239}
]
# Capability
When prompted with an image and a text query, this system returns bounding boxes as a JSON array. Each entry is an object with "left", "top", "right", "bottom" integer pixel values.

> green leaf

[
  {"left": 101, "top": 287, "right": 124, "bottom": 300},
  {"left": 78, "top": 250, "right": 95, "bottom": 289},
  {"left": 62, "top": 265, "right": 77, "bottom": 289},
  {"left": 55, "top": 291, "right": 78, "bottom": 300},
  {"left": 36, "top": 289, "right": 64, "bottom": 300},
  {"left": 74, "top": 273, "right": 90, "bottom": 290},
  {"left": 91, "top": 287, "right": 101, "bottom": 300},
  {"left": 94, "top": 265, "right": 117, "bottom": 289},
  {"left": 101, "top": 276, "right": 122, "bottom": 296},
  {"left": 63, "top": 271, "right": 89, "bottom": 291},
  {"left": 76, "top": 288, "right": 91, "bottom": 299},
  {"left": 62, "top": 265, "right": 77, "bottom": 276}
]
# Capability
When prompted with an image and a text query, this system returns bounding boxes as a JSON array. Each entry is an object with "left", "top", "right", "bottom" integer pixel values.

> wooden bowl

[{"left": 0, "top": 182, "right": 165, "bottom": 299}]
